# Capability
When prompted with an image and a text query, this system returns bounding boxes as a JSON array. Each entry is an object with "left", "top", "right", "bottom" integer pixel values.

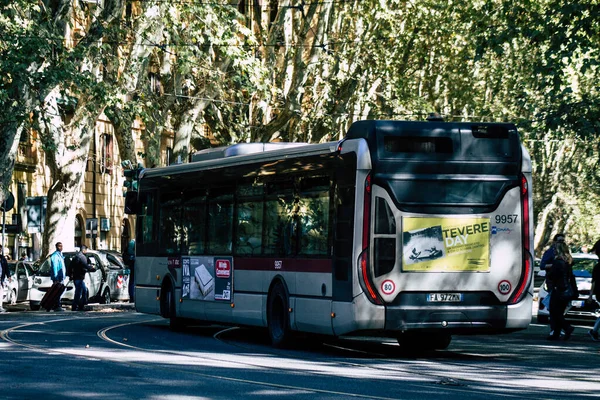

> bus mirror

[{"left": 124, "top": 191, "right": 139, "bottom": 214}]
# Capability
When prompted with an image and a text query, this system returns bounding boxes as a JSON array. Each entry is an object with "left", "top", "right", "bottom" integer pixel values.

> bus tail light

[
  {"left": 510, "top": 174, "right": 532, "bottom": 304},
  {"left": 358, "top": 174, "right": 382, "bottom": 305}
]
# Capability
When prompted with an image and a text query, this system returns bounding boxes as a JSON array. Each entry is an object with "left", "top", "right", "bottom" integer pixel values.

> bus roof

[{"left": 141, "top": 141, "right": 339, "bottom": 180}]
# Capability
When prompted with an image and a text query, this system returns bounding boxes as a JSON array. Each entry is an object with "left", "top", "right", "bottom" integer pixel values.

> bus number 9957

[{"left": 495, "top": 214, "right": 518, "bottom": 224}]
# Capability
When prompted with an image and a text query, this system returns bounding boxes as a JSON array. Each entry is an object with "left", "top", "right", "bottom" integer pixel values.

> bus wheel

[
  {"left": 430, "top": 333, "right": 452, "bottom": 350},
  {"left": 398, "top": 332, "right": 451, "bottom": 351},
  {"left": 163, "top": 282, "right": 186, "bottom": 331},
  {"left": 268, "top": 282, "right": 291, "bottom": 348}
]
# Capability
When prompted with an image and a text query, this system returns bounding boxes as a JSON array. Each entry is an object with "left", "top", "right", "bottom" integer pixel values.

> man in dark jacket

[{"left": 71, "top": 245, "right": 95, "bottom": 311}]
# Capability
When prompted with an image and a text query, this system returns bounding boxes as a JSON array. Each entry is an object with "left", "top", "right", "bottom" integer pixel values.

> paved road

[{"left": 0, "top": 308, "right": 598, "bottom": 400}]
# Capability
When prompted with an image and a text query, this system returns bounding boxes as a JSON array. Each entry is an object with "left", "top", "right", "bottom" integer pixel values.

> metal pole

[{"left": 2, "top": 209, "right": 5, "bottom": 252}]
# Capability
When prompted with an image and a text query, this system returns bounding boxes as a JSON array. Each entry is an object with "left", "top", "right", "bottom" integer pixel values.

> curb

[{"left": 3, "top": 302, "right": 135, "bottom": 313}]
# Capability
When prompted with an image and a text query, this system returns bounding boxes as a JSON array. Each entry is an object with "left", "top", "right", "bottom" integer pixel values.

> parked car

[
  {"left": 2, "top": 260, "right": 36, "bottom": 305},
  {"left": 537, "top": 253, "right": 599, "bottom": 323},
  {"left": 97, "top": 250, "right": 130, "bottom": 302},
  {"left": 533, "top": 258, "right": 544, "bottom": 289},
  {"left": 29, "top": 250, "right": 111, "bottom": 310}
]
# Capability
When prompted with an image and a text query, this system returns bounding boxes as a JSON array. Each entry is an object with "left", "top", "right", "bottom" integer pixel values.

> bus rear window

[{"left": 384, "top": 136, "right": 453, "bottom": 154}]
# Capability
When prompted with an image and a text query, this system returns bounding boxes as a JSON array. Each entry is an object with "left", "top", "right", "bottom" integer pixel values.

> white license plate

[
  {"left": 571, "top": 300, "right": 585, "bottom": 308},
  {"left": 427, "top": 293, "right": 463, "bottom": 302}
]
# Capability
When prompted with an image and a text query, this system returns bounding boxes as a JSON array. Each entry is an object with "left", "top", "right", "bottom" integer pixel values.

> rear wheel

[
  {"left": 267, "top": 282, "right": 292, "bottom": 348},
  {"left": 29, "top": 301, "right": 40, "bottom": 311},
  {"left": 100, "top": 288, "right": 111, "bottom": 304}
]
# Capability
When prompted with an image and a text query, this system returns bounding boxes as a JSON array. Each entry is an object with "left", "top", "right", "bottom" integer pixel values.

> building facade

[{"left": 0, "top": 116, "right": 159, "bottom": 261}]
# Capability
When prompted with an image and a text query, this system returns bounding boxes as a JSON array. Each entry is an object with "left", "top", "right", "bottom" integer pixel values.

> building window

[{"left": 101, "top": 133, "right": 114, "bottom": 174}]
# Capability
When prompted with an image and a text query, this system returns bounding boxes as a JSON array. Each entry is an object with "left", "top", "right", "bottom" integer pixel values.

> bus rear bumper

[{"left": 384, "top": 302, "right": 530, "bottom": 334}]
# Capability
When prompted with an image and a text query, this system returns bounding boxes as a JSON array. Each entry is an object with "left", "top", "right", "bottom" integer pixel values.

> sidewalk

[{"left": 4, "top": 301, "right": 135, "bottom": 313}]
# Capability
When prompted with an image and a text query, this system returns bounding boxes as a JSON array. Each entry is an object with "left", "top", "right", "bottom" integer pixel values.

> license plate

[
  {"left": 427, "top": 293, "right": 463, "bottom": 302},
  {"left": 571, "top": 300, "right": 585, "bottom": 308}
]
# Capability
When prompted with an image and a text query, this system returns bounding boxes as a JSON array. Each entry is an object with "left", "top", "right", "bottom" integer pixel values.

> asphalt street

[{"left": 0, "top": 303, "right": 598, "bottom": 400}]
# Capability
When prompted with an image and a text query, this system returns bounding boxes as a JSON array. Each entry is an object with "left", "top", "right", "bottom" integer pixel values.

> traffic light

[{"left": 122, "top": 161, "right": 143, "bottom": 193}]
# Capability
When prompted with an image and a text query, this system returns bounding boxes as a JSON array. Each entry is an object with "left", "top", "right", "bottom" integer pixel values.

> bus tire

[
  {"left": 268, "top": 282, "right": 292, "bottom": 348},
  {"left": 162, "top": 281, "right": 186, "bottom": 331},
  {"left": 398, "top": 332, "right": 451, "bottom": 351}
]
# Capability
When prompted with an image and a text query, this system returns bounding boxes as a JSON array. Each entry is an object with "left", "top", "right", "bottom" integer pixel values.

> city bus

[{"left": 128, "top": 119, "right": 534, "bottom": 350}]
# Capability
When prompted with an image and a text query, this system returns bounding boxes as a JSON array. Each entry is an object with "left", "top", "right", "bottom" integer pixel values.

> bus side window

[
  {"left": 207, "top": 191, "right": 234, "bottom": 254},
  {"left": 159, "top": 195, "right": 182, "bottom": 255},
  {"left": 235, "top": 185, "right": 264, "bottom": 256},
  {"left": 137, "top": 192, "right": 156, "bottom": 249},
  {"left": 264, "top": 181, "right": 296, "bottom": 256},
  {"left": 298, "top": 177, "right": 330, "bottom": 256},
  {"left": 182, "top": 192, "right": 206, "bottom": 255}
]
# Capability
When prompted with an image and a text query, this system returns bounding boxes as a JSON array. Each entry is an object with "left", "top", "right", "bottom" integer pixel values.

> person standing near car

[
  {"left": 546, "top": 241, "right": 576, "bottom": 341},
  {"left": 587, "top": 239, "right": 600, "bottom": 342},
  {"left": 71, "top": 245, "right": 95, "bottom": 311},
  {"left": 0, "top": 244, "right": 9, "bottom": 313},
  {"left": 49, "top": 242, "right": 66, "bottom": 312}
]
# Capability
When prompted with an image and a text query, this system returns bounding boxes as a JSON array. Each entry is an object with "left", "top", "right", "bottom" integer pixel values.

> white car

[
  {"left": 537, "top": 253, "right": 599, "bottom": 323},
  {"left": 2, "top": 261, "right": 36, "bottom": 305},
  {"left": 29, "top": 250, "right": 111, "bottom": 310}
]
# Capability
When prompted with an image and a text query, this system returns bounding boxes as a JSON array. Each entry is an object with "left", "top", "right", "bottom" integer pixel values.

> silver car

[{"left": 97, "top": 250, "right": 130, "bottom": 302}]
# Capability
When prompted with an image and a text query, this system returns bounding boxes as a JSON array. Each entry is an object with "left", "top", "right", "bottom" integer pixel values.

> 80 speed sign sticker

[{"left": 381, "top": 280, "right": 396, "bottom": 295}]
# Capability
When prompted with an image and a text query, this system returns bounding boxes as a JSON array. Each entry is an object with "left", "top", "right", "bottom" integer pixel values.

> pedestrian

[
  {"left": 546, "top": 241, "right": 576, "bottom": 341},
  {"left": 19, "top": 251, "right": 28, "bottom": 261},
  {"left": 71, "top": 245, "right": 95, "bottom": 311},
  {"left": 540, "top": 233, "right": 566, "bottom": 271},
  {"left": 0, "top": 244, "right": 9, "bottom": 313},
  {"left": 49, "top": 242, "right": 66, "bottom": 312},
  {"left": 587, "top": 239, "right": 600, "bottom": 342},
  {"left": 540, "top": 233, "right": 566, "bottom": 337},
  {"left": 123, "top": 239, "right": 135, "bottom": 302}
]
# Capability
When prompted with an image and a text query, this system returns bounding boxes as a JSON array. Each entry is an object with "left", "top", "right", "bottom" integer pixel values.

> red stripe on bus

[{"left": 234, "top": 258, "right": 332, "bottom": 273}]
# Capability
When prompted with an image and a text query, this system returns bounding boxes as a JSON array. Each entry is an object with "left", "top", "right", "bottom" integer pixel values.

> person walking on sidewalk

[
  {"left": 0, "top": 244, "right": 8, "bottom": 313},
  {"left": 49, "top": 242, "right": 66, "bottom": 311},
  {"left": 71, "top": 245, "right": 95, "bottom": 311},
  {"left": 587, "top": 239, "right": 600, "bottom": 342}
]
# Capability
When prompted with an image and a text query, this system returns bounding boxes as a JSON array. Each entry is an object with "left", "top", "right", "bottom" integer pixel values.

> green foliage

[{"left": 0, "top": 0, "right": 598, "bottom": 248}]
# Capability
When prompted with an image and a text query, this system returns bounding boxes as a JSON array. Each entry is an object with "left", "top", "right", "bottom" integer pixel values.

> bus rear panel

[{"left": 345, "top": 120, "right": 533, "bottom": 335}]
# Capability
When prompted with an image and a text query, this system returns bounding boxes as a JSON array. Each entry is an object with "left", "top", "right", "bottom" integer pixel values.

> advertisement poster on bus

[
  {"left": 402, "top": 217, "right": 490, "bottom": 272},
  {"left": 182, "top": 256, "right": 233, "bottom": 301}
]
